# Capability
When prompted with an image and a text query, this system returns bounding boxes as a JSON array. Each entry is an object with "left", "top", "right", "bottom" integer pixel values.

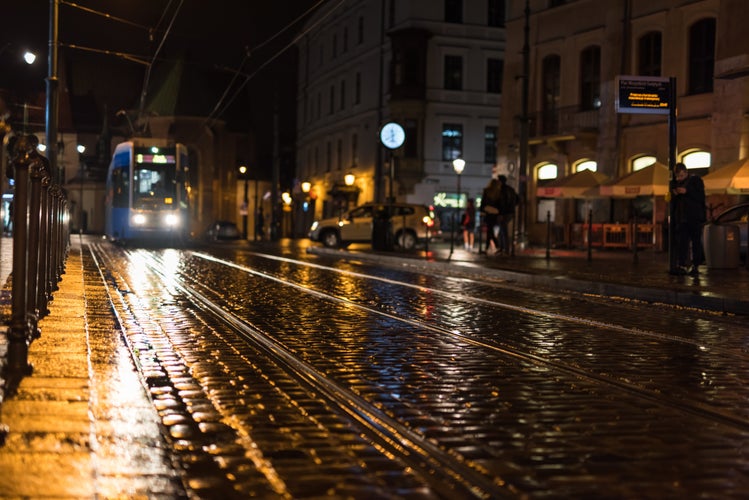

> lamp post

[
  {"left": 301, "top": 181, "right": 311, "bottom": 237},
  {"left": 239, "top": 165, "right": 249, "bottom": 239},
  {"left": 77, "top": 144, "right": 85, "bottom": 234},
  {"left": 449, "top": 158, "right": 465, "bottom": 259},
  {"left": 344, "top": 172, "right": 355, "bottom": 211}
]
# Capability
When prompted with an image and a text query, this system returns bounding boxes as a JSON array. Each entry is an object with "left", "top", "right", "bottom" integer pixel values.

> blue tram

[{"left": 105, "top": 139, "right": 190, "bottom": 245}]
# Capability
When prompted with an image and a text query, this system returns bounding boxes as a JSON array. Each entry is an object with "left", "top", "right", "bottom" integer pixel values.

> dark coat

[{"left": 672, "top": 174, "right": 706, "bottom": 224}]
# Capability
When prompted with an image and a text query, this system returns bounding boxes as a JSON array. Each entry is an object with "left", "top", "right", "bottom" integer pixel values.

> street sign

[{"left": 615, "top": 76, "right": 671, "bottom": 114}]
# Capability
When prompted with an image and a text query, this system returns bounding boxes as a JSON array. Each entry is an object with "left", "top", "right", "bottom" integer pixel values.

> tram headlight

[
  {"left": 164, "top": 213, "right": 180, "bottom": 227},
  {"left": 132, "top": 213, "right": 147, "bottom": 225}
]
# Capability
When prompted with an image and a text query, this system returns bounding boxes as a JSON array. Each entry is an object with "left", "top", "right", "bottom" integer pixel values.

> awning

[
  {"left": 536, "top": 169, "right": 610, "bottom": 198},
  {"left": 702, "top": 158, "right": 749, "bottom": 194},
  {"left": 599, "top": 162, "right": 670, "bottom": 198}
]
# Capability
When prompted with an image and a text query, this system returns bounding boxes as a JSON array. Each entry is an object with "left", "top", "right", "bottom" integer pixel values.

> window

[
  {"left": 632, "top": 155, "right": 656, "bottom": 171},
  {"left": 688, "top": 18, "right": 715, "bottom": 95},
  {"left": 445, "top": 0, "right": 462, "bottom": 23},
  {"left": 484, "top": 126, "right": 497, "bottom": 163},
  {"left": 337, "top": 139, "right": 342, "bottom": 170},
  {"left": 442, "top": 124, "right": 463, "bottom": 161},
  {"left": 329, "top": 86, "right": 335, "bottom": 114},
  {"left": 340, "top": 80, "right": 346, "bottom": 110},
  {"left": 332, "top": 34, "right": 337, "bottom": 58},
  {"left": 487, "top": 58, "right": 503, "bottom": 93},
  {"left": 488, "top": 0, "right": 505, "bottom": 27},
  {"left": 542, "top": 55, "right": 561, "bottom": 134},
  {"left": 537, "top": 163, "right": 558, "bottom": 180},
  {"left": 580, "top": 46, "right": 601, "bottom": 110},
  {"left": 638, "top": 31, "right": 662, "bottom": 76},
  {"left": 355, "top": 72, "right": 361, "bottom": 104},
  {"left": 404, "top": 119, "right": 418, "bottom": 159},
  {"left": 357, "top": 17, "right": 364, "bottom": 44},
  {"left": 343, "top": 28, "right": 348, "bottom": 52},
  {"left": 351, "top": 133, "right": 358, "bottom": 166},
  {"left": 317, "top": 93, "right": 321, "bottom": 119},
  {"left": 682, "top": 150, "right": 711, "bottom": 169},
  {"left": 326, "top": 142, "right": 331, "bottom": 172},
  {"left": 444, "top": 55, "right": 463, "bottom": 90},
  {"left": 389, "top": 0, "right": 396, "bottom": 27},
  {"left": 575, "top": 160, "right": 597, "bottom": 172}
]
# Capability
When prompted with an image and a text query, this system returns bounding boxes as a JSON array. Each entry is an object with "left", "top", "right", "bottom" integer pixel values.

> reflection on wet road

[{"left": 91, "top": 240, "right": 749, "bottom": 498}]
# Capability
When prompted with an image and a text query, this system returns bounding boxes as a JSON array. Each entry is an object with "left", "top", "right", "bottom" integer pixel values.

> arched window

[
  {"left": 633, "top": 155, "right": 657, "bottom": 171},
  {"left": 688, "top": 18, "right": 715, "bottom": 95},
  {"left": 538, "top": 163, "right": 558, "bottom": 180},
  {"left": 638, "top": 31, "right": 662, "bottom": 76},
  {"left": 580, "top": 46, "right": 601, "bottom": 110},
  {"left": 681, "top": 150, "right": 711, "bottom": 169},
  {"left": 575, "top": 160, "right": 597, "bottom": 172}
]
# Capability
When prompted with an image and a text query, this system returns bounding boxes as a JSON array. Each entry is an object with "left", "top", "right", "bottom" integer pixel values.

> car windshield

[{"left": 349, "top": 206, "right": 374, "bottom": 218}]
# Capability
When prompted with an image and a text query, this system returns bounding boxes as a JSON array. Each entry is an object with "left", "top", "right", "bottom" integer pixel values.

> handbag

[{"left": 484, "top": 205, "right": 499, "bottom": 215}]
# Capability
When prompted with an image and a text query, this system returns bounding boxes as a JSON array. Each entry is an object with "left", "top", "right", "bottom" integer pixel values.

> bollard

[
  {"left": 545, "top": 210, "right": 551, "bottom": 260},
  {"left": 26, "top": 152, "right": 48, "bottom": 335},
  {"left": 587, "top": 208, "right": 593, "bottom": 262}
]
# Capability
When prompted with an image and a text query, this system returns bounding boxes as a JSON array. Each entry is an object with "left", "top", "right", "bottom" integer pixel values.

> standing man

[
  {"left": 496, "top": 175, "right": 519, "bottom": 255},
  {"left": 671, "top": 163, "right": 706, "bottom": 275}
]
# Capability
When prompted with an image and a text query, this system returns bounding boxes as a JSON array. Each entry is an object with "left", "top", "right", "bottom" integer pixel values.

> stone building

[
  {"left": 498, "top": 0, "right": 748, "bottom": 247},
  {"left": 295, "top": 0, "right": 507, "bottom": 229}
]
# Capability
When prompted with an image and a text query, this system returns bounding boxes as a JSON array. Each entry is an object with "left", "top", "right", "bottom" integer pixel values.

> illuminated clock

[{"left": 380, "top": 122, "right": 405, "bottom": 150}]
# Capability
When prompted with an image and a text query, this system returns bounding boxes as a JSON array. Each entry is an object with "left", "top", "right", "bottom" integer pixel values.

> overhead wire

[{"left": 204, "top": 0, "right": 345, "bottom": 128}]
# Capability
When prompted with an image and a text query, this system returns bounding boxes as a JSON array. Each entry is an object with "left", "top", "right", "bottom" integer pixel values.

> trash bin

[
  {"left": 703, "top": 223, "right": 740, "bottom": 269},
  {"left": 372, "top": 206, "right": 393, "bottom": 251}
]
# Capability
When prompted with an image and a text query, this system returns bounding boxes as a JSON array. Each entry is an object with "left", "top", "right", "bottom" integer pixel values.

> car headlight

[
  {"left": 132, "top": 213, "right": 147, "bottom": 225},
  {"left": 310, "top": 221, "right": 319, "bottom": 231}
]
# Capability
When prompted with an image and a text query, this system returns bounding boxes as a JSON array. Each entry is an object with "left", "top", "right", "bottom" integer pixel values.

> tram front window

[{"left": 133, "top": 167, "right": 176, "bottom": 209}]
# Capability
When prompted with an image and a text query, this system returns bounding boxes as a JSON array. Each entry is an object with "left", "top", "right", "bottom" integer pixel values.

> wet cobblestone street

[{"left": 3, "top": 236, "right": 749, "bottom": 498}]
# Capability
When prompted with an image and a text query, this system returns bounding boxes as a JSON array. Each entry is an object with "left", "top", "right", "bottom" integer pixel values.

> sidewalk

[
  {"left": 308, "top": 241, "right": 749, "bottom": 316},
  {"left": 0, "top": 236, "right": 183, "bottom": 497}
]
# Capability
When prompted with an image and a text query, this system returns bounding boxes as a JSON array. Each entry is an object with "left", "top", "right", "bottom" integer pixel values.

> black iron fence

[{"left": 1, "top": 134, "right": 70, "bottom": 429}]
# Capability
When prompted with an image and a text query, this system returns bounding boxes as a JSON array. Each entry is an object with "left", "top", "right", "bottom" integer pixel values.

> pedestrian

[
  {"left": 480, "top": 178, "right": 502, "bottom": 255},
  {"left": 496, "top": 175, "right": 518, "bottom": 255},
  {"left": 671, "top": 162, "right": 706, "bottom": 275},
  {"left": 461, "top": 198, "right": 476, "bottom": 251}
]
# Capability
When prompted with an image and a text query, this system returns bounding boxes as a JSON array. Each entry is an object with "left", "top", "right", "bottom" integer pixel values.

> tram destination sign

[{"left": 615, "top": 75, "right": 671, "bottom": 115}]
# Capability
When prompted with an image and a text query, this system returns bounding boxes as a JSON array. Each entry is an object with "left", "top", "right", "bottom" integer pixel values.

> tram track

[
  {"left": 86, "top": 241, "right": 749, "bottom": 497},
  {"left": 182, "top": 249, "right": 749, "bottom": 432},
  {"left": 88, "top": 242, "right": 511, "bottom": 498}
]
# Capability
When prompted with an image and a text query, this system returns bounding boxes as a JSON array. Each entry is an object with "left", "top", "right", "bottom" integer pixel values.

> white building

[{"left": 295, "top": 0, "right": 506, "bottom": 225}]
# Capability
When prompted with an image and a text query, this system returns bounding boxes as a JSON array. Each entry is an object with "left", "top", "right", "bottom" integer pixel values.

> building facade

[
  {"left": 295, "top": 0, "right": 507, "bottom": 228},
  {"left": 497, "top": 0, "right": 749, "bottom": 246}
]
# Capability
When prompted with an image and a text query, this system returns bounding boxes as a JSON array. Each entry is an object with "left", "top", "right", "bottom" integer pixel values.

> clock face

[{"left": 380, "top": 122, "right": 405, "bottom": 149}]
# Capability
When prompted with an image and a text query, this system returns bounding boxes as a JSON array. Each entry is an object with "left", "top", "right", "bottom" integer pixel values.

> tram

[{"left": 105, "top": 138, "right": 190, "bottom": 245}]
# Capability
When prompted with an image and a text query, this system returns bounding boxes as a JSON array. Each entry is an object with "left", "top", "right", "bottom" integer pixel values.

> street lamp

[
  {"left": 449, "top": 158, "right": 466, "bottom": 259},
  {"left": 239, "top": 165, "right": 249, "bottom": 239},
  {"left": 77, "top": 144, "right": 85, "bottom": 234}
]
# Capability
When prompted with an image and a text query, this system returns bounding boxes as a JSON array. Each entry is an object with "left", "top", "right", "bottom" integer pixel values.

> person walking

[
  {"left": 671, "top": 162, "right": 706, "bottom": 275},
  {"left": 480, "top": 178, "right": 502, "bottom": 255},
  {"left": 496, "top": 175, "right": 518, "bottom": 255},
  {"left": 461, "top": 198, "right": 476, "bottom": 251}
]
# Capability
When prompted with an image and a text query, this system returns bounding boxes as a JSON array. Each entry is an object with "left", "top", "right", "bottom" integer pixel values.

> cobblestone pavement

[{"left": 0, "top": 235, "right": 748, "bottom": 498}]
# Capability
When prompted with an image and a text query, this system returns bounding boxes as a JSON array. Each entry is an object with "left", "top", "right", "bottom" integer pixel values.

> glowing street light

[{"left": 449, "top": 158, "right": 466, "bottom": 259}]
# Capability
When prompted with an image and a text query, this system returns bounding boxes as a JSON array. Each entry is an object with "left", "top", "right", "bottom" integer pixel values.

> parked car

[
  {"left": 712, "top": 202, "right": 748, "bottom": 260},
  {"left": 203, "top": 220, "right": 242, "bottom": 241},
  {"left": 308, "top": 202, "right": 439, "bottom": 249}
]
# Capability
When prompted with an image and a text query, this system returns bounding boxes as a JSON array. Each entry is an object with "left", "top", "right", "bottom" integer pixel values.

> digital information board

[{"left": 615, "top": 76, "right": 671, "bottom": 114}]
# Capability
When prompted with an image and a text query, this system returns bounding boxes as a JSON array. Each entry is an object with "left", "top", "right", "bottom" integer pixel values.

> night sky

[{"left": 2, "top": 0, "right": 319, "bottom": 174}]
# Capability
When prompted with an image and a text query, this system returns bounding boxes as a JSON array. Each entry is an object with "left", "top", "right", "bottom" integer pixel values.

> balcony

[{"left": 527, "top": 105, "right": 600, "bottom": 142}]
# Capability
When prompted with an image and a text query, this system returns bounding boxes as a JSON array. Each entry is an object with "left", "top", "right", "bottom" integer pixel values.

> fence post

[{"left": 6, "top": 135, "right": 38, "bottom": 379}]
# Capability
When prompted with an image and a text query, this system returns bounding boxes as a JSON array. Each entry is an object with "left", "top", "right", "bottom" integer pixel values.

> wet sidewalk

[
  {"left": 309, "top": 241, "right": 749, "bottom": 316},
  {"left": 0, "top": 236, "right": 183, "bottom": 497}
]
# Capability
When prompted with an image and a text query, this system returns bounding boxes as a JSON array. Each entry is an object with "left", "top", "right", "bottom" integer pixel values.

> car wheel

[
  {"left": 397, "top": 230, "right": 417, "bottom": 250},
  {"left": 321, "top": 230, "right": 341, "bottom": 248}
]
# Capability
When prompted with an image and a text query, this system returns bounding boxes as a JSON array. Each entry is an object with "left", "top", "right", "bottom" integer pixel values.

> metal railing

[{"left": 2, "top": 133, "right": 70, "bottom": 388}]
